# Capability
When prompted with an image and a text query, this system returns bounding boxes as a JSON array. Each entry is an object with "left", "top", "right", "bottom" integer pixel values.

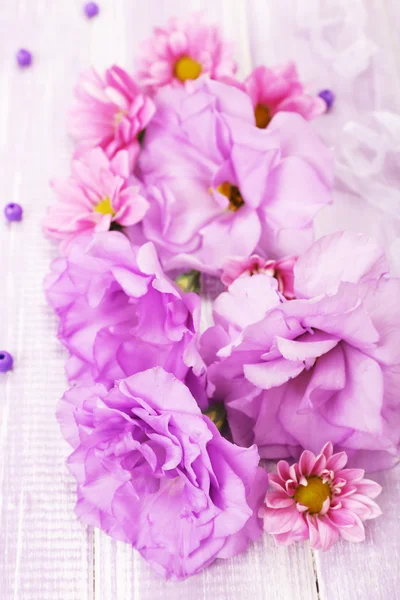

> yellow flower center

[
  {"left": 294, "top": 476, "right": 331, "bottom": 514},
  {"left": 217, "top": 182, "right": 245, "bottom": 212},
  {"left": 94, "top": 197, "right": 115, "bottom": 216},
  {"left": 114, "top": 110, "right": 127, "bottom": 126},
  {"left": 203, "top": 402, "right": 226, "bottom": 431},
  {"left": 174, "top": 56, "right": 203, "bottom": 82},
  {"left": 254, "top": 103, "right": 271, "bottom": 129},
  {"left": 175, "top": 269, "right": 201, "bottom": 294}
]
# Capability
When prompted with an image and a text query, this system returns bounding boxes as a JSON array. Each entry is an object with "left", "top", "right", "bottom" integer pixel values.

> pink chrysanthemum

[
  {"left": 260, "top": 443, "right": 382, "bottom": 550},
  {"left": 136, "top": 15, "right": 237, "bottom": 93},
  {"left": 69, "top": 66, "right": 155, "bottom": 167},
  {"left": 43, "top": 148, "right": 149, "bottom": 246},
  {"left": 245, "top": 63, "right": 326, "bottom": 129},
  {"left": 221, "top": 254, "right": 297, "bottom": 299}
]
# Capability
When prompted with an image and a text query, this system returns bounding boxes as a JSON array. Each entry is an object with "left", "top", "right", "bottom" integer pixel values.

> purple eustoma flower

[
  {"left": 201, "top": 231, "right": 400, "bottom": 471},
  {"left": 57, "top": 367, "right": 268, "bottom": 580},
  {"left": 45, "top": 231, "right": 206, "bottom": 406},
  {"left": 139, "top": 77, "right": 333, "bottom": 274}
]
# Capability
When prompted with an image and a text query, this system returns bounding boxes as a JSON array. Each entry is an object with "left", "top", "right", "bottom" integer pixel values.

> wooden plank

[
  {"left": 94, "top": 530, "right": 318, "bottom": 600},
  {"left": 0, "top": 2, "right": 94, "bottom": 597}
]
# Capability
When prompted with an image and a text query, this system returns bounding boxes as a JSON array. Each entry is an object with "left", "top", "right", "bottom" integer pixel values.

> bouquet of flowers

[{"left": 43, "top": 14, "right": 399, "bottom": 581}]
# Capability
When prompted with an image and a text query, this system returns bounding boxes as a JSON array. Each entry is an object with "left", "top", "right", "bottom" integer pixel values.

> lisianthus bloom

[
  {"left": 139, "top": 77, "right": 333, "bottom": 273},
  {"left": 57, "top": 367, "right": 268, "bottom": 580},
  {"left": 69, "top": 66, "right": 155, "bottom": 166},
  {"left": 43, "top": 148, "right": 149, "bottom": 246},
  {"left": 45, "top": 232, "right": 206, "bottom": 405},
  {"left": 136, "top": 15, "right": 237, "bottom": 93},
  {"left": 201, "top": 231, "right": 400, "bottom": 470},
  {"left": 221, "top": 254, "right": 297, "bottom": 299},
  {"left": 245, "top": 63, "right": 326, "bottom": 129},
  {"left": 261, "top": 443, "right": 382, "bottom": 550}
]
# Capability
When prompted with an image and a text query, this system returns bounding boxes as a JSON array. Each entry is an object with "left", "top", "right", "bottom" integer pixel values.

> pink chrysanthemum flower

[
  {"left": 69, "top": 66, "right": 155, "bottom": 167},
  {"left": 136, "top": 15, "right": 237, "bottom": 93},
  {"left": 245, "top": 63, "right": 326, "bottom": 129},
  {"left": 43, "top": 148, "right": 149, "bottom": 246},
  {"left": 221, "top": 255, "right": 297, "bottom": 299},
  {"left": 260, "top": 443, "right": 382, "bottom": 550}
]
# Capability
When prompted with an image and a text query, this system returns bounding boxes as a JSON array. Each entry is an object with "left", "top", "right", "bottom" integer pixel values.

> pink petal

[
  {"left": 339, "top": 517, "right": 366, "bottom": 543},
  {"left": 311, "top": 453, "right": 327, "bottom": 475},
  {"left": 321, "top": 441, "right": 334, "bottom": 460},
  {"left": 339, "top": 468, "right": 365, "bottom": 484},
  {"left": 306, "top": 514, "right": 321, "bottom": 549},
  {"left": 326, "top": 450, "right": 348, "bottom": 472},
  {"left": 115, "top": 193, "right": 150, "bottom": 226},
  {"left": 320, "top": 497, "right": 331, "bottom": 515},
  {"left": 268, "top": 472, "right": 287, "bottom": 492},
  {"left": 275, "top": 461, "right": 293, "bottom": 483},
  {"left": 326, "top": 508, "right": 356, "bottom": 527},
  {"left": 273, "top": 516, "right": 309, "bottom": 545},
  {"left": 149, "top": 60, "right": 172, "bottom": 81},
  {"left": 265, "top": 492, "right": 295, "bottom": 509},
  {"left": 110, "top": 150, "right": 130, "bottom": 178},
  {"left": 316, "top": 517, "right": 339, "bottom": 550},
  {"left": 342, "top": 494, "right": 382, "bottom": 520},
  {"left": 299, "top": 449, "right": 317, "bottom": 477},
  {"left": 168, "top": 31, "right": 188, "bottom": 55},
  {"left": 355, "top": 479, "right": 382, "bottom": 499},
  {"left": 261, "top": 505, "right": 300, "bottom": 534}
]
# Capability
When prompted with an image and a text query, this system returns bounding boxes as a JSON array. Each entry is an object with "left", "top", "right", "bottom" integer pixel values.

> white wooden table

[{"left": 1, "top": 1, "right": 400, "bottom": 598}]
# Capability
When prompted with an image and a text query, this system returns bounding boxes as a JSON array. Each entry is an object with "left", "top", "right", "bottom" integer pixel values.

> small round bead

[
  {"left": 84, "top": 2, "right": 99, "bottom": 18},
  {"left": 0, "top": 351, "right": 13, "bottom": 373},
  {"left": 16, "top": 48, "right": 32, "bottom": 68},
  {"left": 4, "top": 203, "right": 23, "bottom": 222},
  {"left": 318, "top": 89, "right": 335, "bottom": 110}
]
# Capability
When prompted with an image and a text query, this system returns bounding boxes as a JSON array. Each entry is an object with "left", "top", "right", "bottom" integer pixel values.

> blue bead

[
  {"left": 0, "top": 351, "right": 13, "bottom": 373},
  {"left": 318, "top": 89, "right": 335, "bottom": 110},
  {"left": 84, "top": 2, "right": 99, "bottom": 18},
  {"left": 16, "top": 48, "right": 32, "bottom": 68},
  {"left": 4, "top": 203, "right": 23, "bottom": 222}
]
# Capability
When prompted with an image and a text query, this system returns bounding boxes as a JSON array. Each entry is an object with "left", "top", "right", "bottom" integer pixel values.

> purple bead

[
  {"left": 16, "top": 48, "right": 32, "bottom": 68},
  {"left": 4, "top": 203, "right": 23, "bottom": 222},
  {"left": 318, "top": 89, "right": 335, "bottom": 110},
  {"left": 84, "top": 2, "right": 99, "bottom": 18},
  {"left": 0, "top": 351, "right": 13, "bottom": 373}
]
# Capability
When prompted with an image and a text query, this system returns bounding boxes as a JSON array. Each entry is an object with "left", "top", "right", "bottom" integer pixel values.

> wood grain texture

[
  {"left": 0, "top": 2, "right": 93, "bottom": 599},
  {"left": 0, "top": 1, "right": 399, "bottom": 599},
  {"left": 94, "top": 529, "right": 318, "bottom": 600}
]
